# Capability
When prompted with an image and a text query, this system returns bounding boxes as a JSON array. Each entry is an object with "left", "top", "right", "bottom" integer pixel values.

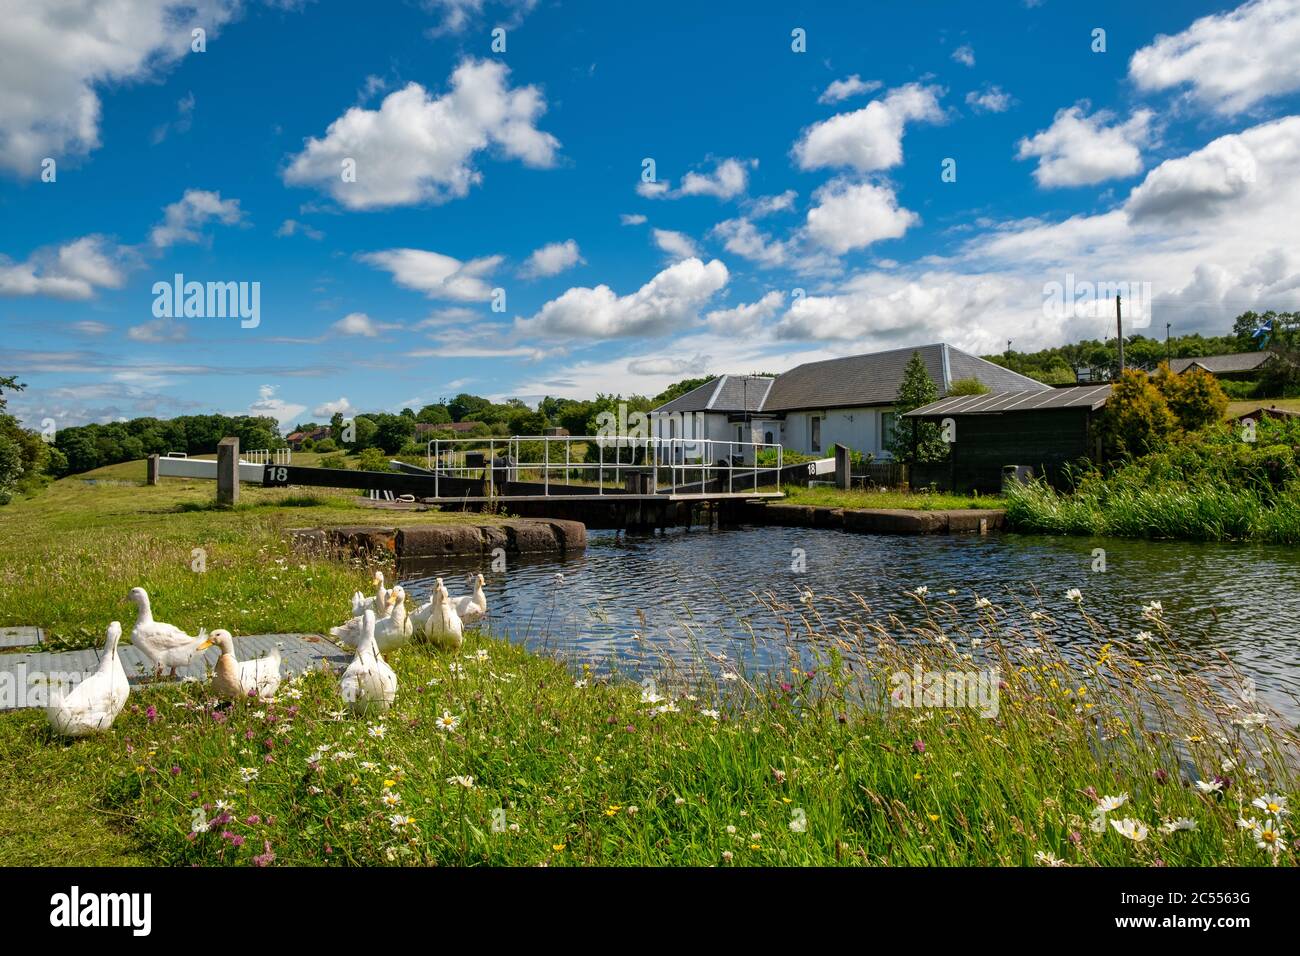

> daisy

[
  {"left": 974, "top": 597, "right": 992, "bottom": 609},
  {"left": 721, "top": 671, "right": 739, "bottom": 682},
  {"left": 1253, "top": 794, "right": 1289, "bottom": 816},
  {"left": 1141, "top": 600, "right": 1163, "bottom": 619},
  {"left": 640, "top": 687, "right": 664, "bottom": 705},
  {"left": 381, "top": 790, "right": 402, "bottom": 808},
  {"left": 446, "top": 775, "right": 475, "bottom": 789},
  {"left": 1033, "top": 851, "right": 1065, "bottom": 866},
  {"left": 1097, "top": 793, "right": 1129, "bottom": 812},
  {"left": 1254, "top": 819, "right": 1286, "bottom": 853},
  {"left": 1110, "top": 818, "right": 1148, "bottom": 842},
  {"left": 1134, "top": 631, "right": 1153, "bottom": 643},
  {"left": 367, "top": 723, "right": 387, "bottom": 739},
  {"left": 652, "top": 702, "right": 680, "bottom": 715},
  {"left": 389, "top": 814, "right": 413, "bottom": 831},
  {"left": 574, "top": 679, "right": 588, "bottom": 688},
  {"left": 238, "top": 767, "right": 259, "bottom": 783},
  {"left": 1065, "top": 588, "right": 1083, "bottom": 603},
  {"left": 911, "top": 586, "right": 929, "bottom": 598},
  {"left": 701, "top": 709, "right": 720, "bottom": 720},
  {"left": 1160, "top": 818, "right": 1197, "bottom": 833},
  {"left": 1195, "top": 779, "right": 1223, "bottom": 794},
  {"left": 466, "top": 649, "right": 489, "bottom": 662},
  {"left": 436, "top": 711, "right": 461, "bottom": 732}
]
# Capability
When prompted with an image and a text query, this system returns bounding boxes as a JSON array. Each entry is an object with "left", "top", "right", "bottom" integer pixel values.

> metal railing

[
  {"left": 424, "top": 435, "right": 783, "bottom": 498},
  {"left": 242, "top": 448, "right": 292, "bottom": 465}
]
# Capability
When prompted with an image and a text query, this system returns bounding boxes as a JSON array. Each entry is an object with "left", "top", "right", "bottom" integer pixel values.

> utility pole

[
  {"left": 1165, "top": 321, "right": 1171, "bottom": 364},
  {"left": 1116, "top": 295, "right": 1125, "bottom": 374}
]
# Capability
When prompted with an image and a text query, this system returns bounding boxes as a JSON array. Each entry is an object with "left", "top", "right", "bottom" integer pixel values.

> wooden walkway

[{"left": 0, "top": 633, "right": 350, "bottom": 711}]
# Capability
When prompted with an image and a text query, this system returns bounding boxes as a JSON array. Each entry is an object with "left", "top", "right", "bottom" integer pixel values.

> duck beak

[{"left": 197, "top": 639, "right": 214, "bottom": 650}]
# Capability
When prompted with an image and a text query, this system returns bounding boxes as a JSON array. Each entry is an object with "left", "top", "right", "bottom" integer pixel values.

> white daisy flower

[{"left": 1110, "top": 818, "right": 1148, "bottom": 842}]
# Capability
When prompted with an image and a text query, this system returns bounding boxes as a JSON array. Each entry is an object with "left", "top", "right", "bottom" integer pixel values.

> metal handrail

[{"left": 423, "top": 435, "right": 783, "bottom": 498}]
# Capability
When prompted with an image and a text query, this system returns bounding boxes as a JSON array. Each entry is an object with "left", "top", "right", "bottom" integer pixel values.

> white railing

[
  {"left": 424, "top": 435, "right": 783, "bottom": 498},
  {"left": 242, "top": 448, "right": 291, "bottom": 466}
]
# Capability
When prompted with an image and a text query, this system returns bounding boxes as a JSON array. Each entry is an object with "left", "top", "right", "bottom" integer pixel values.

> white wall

[{"left": 782, "top": 407, "right": 894, "bottom": 458}]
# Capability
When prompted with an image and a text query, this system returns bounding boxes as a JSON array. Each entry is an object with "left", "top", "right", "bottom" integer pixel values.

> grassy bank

[
  {"left": 0, "top": 460, "right": 492, "bottom": 650},
  {"left": 1, "top": 470, "right": 1295, "bottom": 866},
  {"left": 781, "top": 484, "right": 998, "bottom": 511}
]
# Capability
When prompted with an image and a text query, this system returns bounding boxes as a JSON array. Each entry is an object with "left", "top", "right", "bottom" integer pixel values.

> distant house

[
  {"left": 1168, "top": 352, "right": 1276, "bottom": 379},
  {"left": 904, "top": 385, "right": 1112, "bottom": 492},
  {"left": 285, "top": 426, "right": 330, "bottom": 450},
  {"left": 1233, "top": 405, "right": 1300, "bottom": 423},
  {"left": 650, "top": 344, "right": 1047, "bottom": 461}
]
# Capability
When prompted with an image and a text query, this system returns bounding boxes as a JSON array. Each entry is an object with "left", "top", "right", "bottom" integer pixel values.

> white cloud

[
  {"left": 0, "top": 235, "right": 128, "bottom": 300},
  {"left": 127, "top": 318, "right": 188, "bottom": 343},
  {"left": 0, "top": 0, "right": 238, "bottom": 177},
  {"left": 620, "top": 213, "right": 647, "bottom": 225},
  {"left": 627, "top": 354, "right": 712, "bottom": 376},
  {"left": 747, "top": 190, "right": 798, "bottom": 217},
  {"left": 331, "top": 312, "right": 386, "bottom": 337},
  {"left": 805, "top": 180, "right": 919, "bottom": 254},
  {"left": 965, "top": 85, "right": 1013, "bottom": 113},
  {"left": 313, "top": 397, "right": 354, "bottom": 417},
  {"left": 515, "top": 257, "right": 729, "bottom": 338},
  {"left": 1016, "top": 105, "right": 1154, "bottom": 188},
  {"left": 652, "top": 229, "right": 700, "bottom": 260},
  {"left": 638, "top": 157, "right": 755, "bottom": 201},
  {"left": 705, "top": 290, "right": 786, "bottom": 334},
  {"left": 276, "top": 219, "right": 324, "bottom": 240},
  {"left": 710, "top": 218, "right": 790, "bottom": 268},
  {"left": 793, "top": 83, "right": 945, "bottom": 174},
  {"left": 951, "top": 44, "right": 975, "bottom": 67},
  {"left": 284, "top": 59, "right": 559, "bottom": 210},
  {"left": 818, "top": 75, "right": 882, "bottom": 105},
  {"left": 360, "top": 248, "right": 502, "bottom": 301},
  {"left": 1129, "top": 0, "right": 1300, "bottom": 116},
  {"left": 150, "top": 190, "right": 245, "bottom": 248},
  {"left": 70, "top": 320, "right": 112, "bottom": 336},
  {"left": 249, "top": 384, "right": 306, "bottom": 427},
  {"left": 423, "top": 0, "right": 537, "bottom": 36},
  {"left": 519, "top": 239, "right": 583, "bottom": 278}
]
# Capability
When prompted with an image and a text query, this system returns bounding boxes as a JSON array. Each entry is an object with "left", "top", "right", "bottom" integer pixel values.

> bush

[
  {"left": 1153, "top": 363, "right": 1228, "bottom": 432},
  {"left": 1101, "top": 369, "right": 1176, "bottom": 459},
  {"left": 319, "top": 454, "right": 348, "bottom": 469},
  {"left": 0, "top": 435, "right": 22, "bottom": 505},
  {"left": 355, "top": 447, "right": 390, "bottom": 472},
  {"left": 946, "top": 377, "right": 989, "bottom": 396},
  {"left": 313, "top": 438, "right": 337, "bottom": 453},
  {"left": 300, "top": 438, "right": 315, "bottom": 452}
]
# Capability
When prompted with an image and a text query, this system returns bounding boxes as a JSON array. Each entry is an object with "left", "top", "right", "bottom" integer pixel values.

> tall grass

[{"left": 2, "top": 586, "right": 1294, "bottom": 867}]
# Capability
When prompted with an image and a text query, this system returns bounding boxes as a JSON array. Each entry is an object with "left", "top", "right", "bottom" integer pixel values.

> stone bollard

[
  {"left": 147, "top": 454, "right": 160, "bottom": 486},
  {"left": 834, "top": 443, "right": 851, "bottom": 490},
  {"left": 217, "top": 437, "right": 239, "bottom": 507}
]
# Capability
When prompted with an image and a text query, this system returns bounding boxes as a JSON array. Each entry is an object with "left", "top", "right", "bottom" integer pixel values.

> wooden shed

[{"left": 903, "top": 385, "right": 1112, "bottom": 492}]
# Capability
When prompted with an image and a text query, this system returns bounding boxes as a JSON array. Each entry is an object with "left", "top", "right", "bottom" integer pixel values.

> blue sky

[{"left": 4, "top": 0, "right": 1300, "bottom": 430}]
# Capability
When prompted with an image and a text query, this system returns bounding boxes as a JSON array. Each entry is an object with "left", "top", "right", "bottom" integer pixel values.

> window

[
  {"left": 810, "top": 416, "right": 822, "bottom": 453},
  {"left": 765, "top": 431, "right": 774, "bottom": 444},
  {"left": 669, "top": 417, "right": 677, "bottom": 439},
  {"left": 881, "top": 412, "right": 896, "bottom": 452},
  {"left": 736, "top": 424, "right": 744, "bottom": 442}
]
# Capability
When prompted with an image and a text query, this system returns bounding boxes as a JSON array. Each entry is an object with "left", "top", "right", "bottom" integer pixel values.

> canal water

[{"left": 399, "top": 525, "right": 1300, "bottom": 720}]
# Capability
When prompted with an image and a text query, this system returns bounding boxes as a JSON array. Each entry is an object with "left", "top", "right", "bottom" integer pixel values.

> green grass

[
  {"left": 0, "top": 468, "right": 1295, "bottom": 866},
  {"left": 1226, "top": 397, "right": 1300, "bottom": 418},
  {"left": 781, "top": 484, "right": 1000, "bottom": 511}
]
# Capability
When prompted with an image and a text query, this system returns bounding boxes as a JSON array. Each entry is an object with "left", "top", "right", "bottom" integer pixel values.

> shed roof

[
  {"left": 1168, "top": 352, "right": 1274, "bottom": 374},
  {"left": 904, "top": 384, "right": 1113, "bottom": 417}
]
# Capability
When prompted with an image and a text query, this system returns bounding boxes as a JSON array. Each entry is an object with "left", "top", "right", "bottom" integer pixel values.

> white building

[{"left": 649, "top": 343, "right": 1048, "bottom": 460}]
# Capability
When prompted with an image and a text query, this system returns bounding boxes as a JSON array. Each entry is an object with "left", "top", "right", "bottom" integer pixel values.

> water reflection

[{"left": 399, "top": 526, "right": 1300, "bottom": 720}]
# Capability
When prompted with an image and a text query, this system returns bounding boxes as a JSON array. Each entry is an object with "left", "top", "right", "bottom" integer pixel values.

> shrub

[
  {"left": 946, "top": 377, "right": 989, "bottom": 396},
  {"left": 355, "top": 447, "right": 390, "bottom": 472},
  {"left": 1101, "top": 369, "right": 1176, "bottom": 459},
  {"left": 313, "top": 438, "right": 337, "bottom": 453},
  {"left": 319, "top": 454, "right": 348, "bottom": 470},
  {"left": 1153, "top": 363, "right": 1229, "bottom": 432}
]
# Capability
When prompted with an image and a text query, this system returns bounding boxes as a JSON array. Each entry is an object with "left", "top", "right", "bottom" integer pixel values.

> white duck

[
  {"left": 46, "top": 621, "right": 130, "bottom": 737},
  {"left": 127, "top": 586, "right": 208, "bottom": 677},
  {"left": 332, "top": 586, "right": 413, "bottom": 654},
  {"left": 417, "top": 579, "right": 463, "bottom": 651},
  {"left": 197, "top": 630, "right": 282, "bottom": 701},
  {"left": 452, "top": 572, "right": 488, "bottom": 625},
  {"left": 339, "top": 610, "right": 397, "bottom": 715},
  {"left": 350, "top": 570, "right": 390, "bottom": 617}
]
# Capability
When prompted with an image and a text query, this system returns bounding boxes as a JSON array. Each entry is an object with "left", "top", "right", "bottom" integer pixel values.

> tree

[
  {"left": 1101, "top": 368, "right": 1176, "bottom": 458},
  {"left": 946, "top": 377, "right": 989, "bottom": 396},
  {"left": 652, "top": 375, "right": 715, "bottom": 405},
  {"left": 448, "top": 393, "right": 492, "bottom": 423},
  {"left": 416, "top": 403, "right": 452, "bottom": 425},
  {"left": 886, "top": 352, "right": 948, "bottom": 463},
  {"left": 1153, "top": 362, "right": 1228, "bottom": 432},
  {"left": 0, "top": 434, "right": 21, "bottom": 505}
]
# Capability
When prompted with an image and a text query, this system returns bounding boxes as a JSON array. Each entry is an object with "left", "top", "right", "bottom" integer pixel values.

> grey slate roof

[
  {"left": 904, "top": 384, "right": 1112, "bottom": 417},
  {"left": 759, "top": 343, "right": 1048, "bottom": 413},
  {"left": 653, "top": 374, "right": 773, "bottom": 415},
  {"left": 1168, "top": 352, "right": 1274, "bottom": 374}
]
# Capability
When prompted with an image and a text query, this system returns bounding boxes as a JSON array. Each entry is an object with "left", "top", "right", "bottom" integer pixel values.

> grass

[
  {"left": 0, "top": 461, "right": 495, "bottom": 649},
  {"left": 1226, "top": 397, "right": 1300, "bottom": 418},
  {"left": 0, "top": 467, "right": 1295, "bottom": 867},
  {"left": 781, "top": 484, "right": 1000, "bottom": 511}
]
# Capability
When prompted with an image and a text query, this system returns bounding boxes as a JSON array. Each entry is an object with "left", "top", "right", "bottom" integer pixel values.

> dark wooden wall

[{"left": 948, "top": 408, "right": 1095, "bottom": 492}]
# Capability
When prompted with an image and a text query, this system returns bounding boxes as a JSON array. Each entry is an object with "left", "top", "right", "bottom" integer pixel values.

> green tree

[
  {"left": 1101, "top": 368, "right": 1177, "bottom": 458},
  {"left": 1153, "top": 362, "right": 1228, "bottom": 432},
  {"left": 886, "top": 352, "right": 948, "bottom": 463},
  {"left": 416, "top": 403, "right": 452, "bottom": 425},
  {"left": 946, "top": 377, "right": 989, "bottom": 396}
]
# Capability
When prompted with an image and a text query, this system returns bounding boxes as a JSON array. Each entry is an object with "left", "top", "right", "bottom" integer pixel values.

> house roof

[
  {"left": 759, "top": 343, "right": 1048, "bottom": 413},
  {"left": 1168, "top": 352, "right": 1274, "bottom": 374},
  {"left": 652, "top": 375, "right": 774, "bottom": 415},
  {"left": 904, "top": 384, "right": 1113, "bottom": 417},
  {"left": 1233, "top": 406, "right": 1300, "bottom": 422}
]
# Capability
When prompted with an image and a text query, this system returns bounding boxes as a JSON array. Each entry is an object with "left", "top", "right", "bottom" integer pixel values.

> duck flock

[{"left": 44, "top": 572, "right": 487, "bottom": 737}]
